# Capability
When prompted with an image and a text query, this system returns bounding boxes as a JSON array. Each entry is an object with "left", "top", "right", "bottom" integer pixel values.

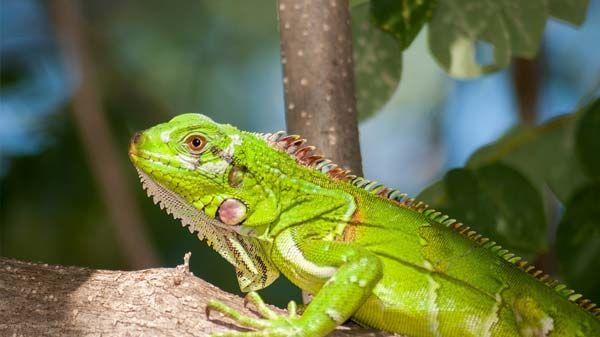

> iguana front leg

[{"left": 207, "top": 227, "right": 383, "bottom": 337}]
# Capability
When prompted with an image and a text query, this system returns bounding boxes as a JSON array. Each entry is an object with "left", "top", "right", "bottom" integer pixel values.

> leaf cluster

[{"left": 418, "top": 97, "right": 600, "bottom": 302}]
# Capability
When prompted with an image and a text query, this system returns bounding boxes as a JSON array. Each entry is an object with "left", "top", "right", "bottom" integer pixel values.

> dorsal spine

[{"left": 256, "top": 130, "right": 600, "bottom": 319}]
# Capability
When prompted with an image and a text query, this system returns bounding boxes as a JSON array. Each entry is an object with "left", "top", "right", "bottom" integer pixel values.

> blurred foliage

[
  {"left": 419, "top": 97, "right": 600, "bottom": 299},
  {"left": 0, "top": 0, "right": 70, "bottom": 167},
  {"left": 549, "top": 0, "right": 590, "bottom": 24},
  {"left": 441, "top": 163, "right": 547, "bottom": 256},
  {"left": 1, "top": 0, "right": 598, "bottom": 311},
  {"left": 557, "top": 184, "right": 600, "bottom": 302},
  {"left": 0, "top": 0, "right": 296, "bottom": 308},
  {"left": 467, "top": 115, "right": 589, "bottom": 203},
  {"left": 351, "top": 3, "right": 402, "bottom": 120},
  {"left": 429, "top": 0, "right": 542, "bottom": 77},
  {"left": 351, "top": 0, "right": 589, "bottom": 118},
  {"left": 87, "top": 0, "right": 285, "bottom": 131},
  {"left": 576, "top": 98, "right": 600, "bottom": 179},
  {"left": 371, "top": 0, "right": 435, "bottom": 49}
]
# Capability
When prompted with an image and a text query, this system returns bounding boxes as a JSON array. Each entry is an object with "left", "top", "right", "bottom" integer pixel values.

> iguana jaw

[
  {"left": 135, "top": 167, "right": 234, "bottom": 235},
  {"left": 135, "top": 166, "right": 280, "bottom": 291}
]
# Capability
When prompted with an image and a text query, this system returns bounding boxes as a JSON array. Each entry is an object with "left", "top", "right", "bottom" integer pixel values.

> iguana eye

[{"left": 185, "top": 134, "right": 206, "bottom": 154}]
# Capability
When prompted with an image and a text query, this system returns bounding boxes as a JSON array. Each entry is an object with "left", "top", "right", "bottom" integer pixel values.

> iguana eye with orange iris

[{"left": 185, "top": 134, "right": 206, "bottom": 154}]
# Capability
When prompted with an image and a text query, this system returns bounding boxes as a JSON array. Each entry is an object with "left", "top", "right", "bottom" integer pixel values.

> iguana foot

[{"left": 206, "top": 291, "right": 305, "bottom": 337}]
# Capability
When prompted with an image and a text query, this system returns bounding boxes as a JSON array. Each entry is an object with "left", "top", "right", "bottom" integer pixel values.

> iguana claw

[{"left": 207, "top": 291, "right": 303, "bottom": 337}]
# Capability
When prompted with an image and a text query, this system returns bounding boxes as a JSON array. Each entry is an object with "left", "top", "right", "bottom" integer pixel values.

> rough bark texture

[
  {"left": 0, "top": 256, "right": 396, "bottom": 337},
  {"left": 278, "top": 0, "right": 363, "bottom": 176}
]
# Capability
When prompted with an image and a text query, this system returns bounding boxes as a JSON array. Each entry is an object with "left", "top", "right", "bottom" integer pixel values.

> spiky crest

[
  {"left": 257, "top": 131, "right": 354, "bottom": 180},
  {"left": 257, "top": 130, "right": 600, "bottom": 319}
]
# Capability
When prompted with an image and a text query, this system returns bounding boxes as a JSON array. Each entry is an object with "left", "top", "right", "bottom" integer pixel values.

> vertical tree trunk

[{"left": 277, "top": 0, "right": 363, "bottom": 176}]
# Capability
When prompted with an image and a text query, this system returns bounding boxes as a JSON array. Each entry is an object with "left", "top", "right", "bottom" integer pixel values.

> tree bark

[
  {"left": 278, "top": 0, "right": 363, "bottom": 176},
  {"left": 0, "top": 255, "right": 395, "bottom": 337}
]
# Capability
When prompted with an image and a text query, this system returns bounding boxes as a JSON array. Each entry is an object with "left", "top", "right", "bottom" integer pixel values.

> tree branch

[
  {"left": 278, "top": 0, "right": 363, "bottom": 176},
  {"left": 0, "top": 255, "right": 396, "bottom": 336}
]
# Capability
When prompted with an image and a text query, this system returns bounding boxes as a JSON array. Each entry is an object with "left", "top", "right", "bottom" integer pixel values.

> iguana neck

[{"left": 236, "top": 131, "right": 355, "bottom": 237}]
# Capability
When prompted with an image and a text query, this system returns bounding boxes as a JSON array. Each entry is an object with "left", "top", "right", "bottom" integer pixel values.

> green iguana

[{"left": 129, "top": 114, "right": 600, "bottom": 337}]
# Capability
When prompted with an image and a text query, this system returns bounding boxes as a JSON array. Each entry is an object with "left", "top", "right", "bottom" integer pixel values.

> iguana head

[{"left": 129, "top": 113, "right": 280, "bottom": 291}]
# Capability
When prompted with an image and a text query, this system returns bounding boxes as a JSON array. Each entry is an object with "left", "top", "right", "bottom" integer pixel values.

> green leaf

[
  {"left": 548, "top": 0, "right": 590, "bottom": 25},
  {"left": 428, "top": 0, "right": 547, "bottom": 78},
  {"left": 371, "top": 0, "right": 437, "bottom": 49},
  {"left": 556, "top": 183, "right": 600, "bottom": 302},
  {"left": 575, "top": 97, "right": 600, "bottom": 180},
  {"left": 351, "top": 3, "right": 403, "bottom": 120},
  {"left": 467, "top": 114, "right": 591, "bottom": 203},
  {"left": 444, "top": 168, "right": 498, "bottom": 236},
  {"left": 426, "top": 0, "right": 588, "bottom": 78},
  {"left": 419, "top": 163, "right": 547, "bottom": 256}
]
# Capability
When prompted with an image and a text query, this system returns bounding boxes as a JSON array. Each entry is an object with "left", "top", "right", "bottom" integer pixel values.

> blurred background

[{"left": 1, "top": 0, "right": 599, "bottom": 307}]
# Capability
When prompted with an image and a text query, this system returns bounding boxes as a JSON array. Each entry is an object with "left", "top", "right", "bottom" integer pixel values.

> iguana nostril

[{"left": 131, "top": 132, "right": 143, "bottom": 145}]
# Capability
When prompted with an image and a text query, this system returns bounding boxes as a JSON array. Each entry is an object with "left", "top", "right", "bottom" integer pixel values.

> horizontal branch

[{"left": 0, "top": 254, "right": 395, "bottom": 336}]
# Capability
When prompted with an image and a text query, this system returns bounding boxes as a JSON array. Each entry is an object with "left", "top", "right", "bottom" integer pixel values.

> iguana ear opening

[{"left": 217, "top": 198, "right": 247, "bottom": 226}]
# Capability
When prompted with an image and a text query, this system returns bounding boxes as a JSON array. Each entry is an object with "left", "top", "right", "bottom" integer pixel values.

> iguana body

[{"left": 129, "top": 114, "right": 600, "bottom": 337}]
